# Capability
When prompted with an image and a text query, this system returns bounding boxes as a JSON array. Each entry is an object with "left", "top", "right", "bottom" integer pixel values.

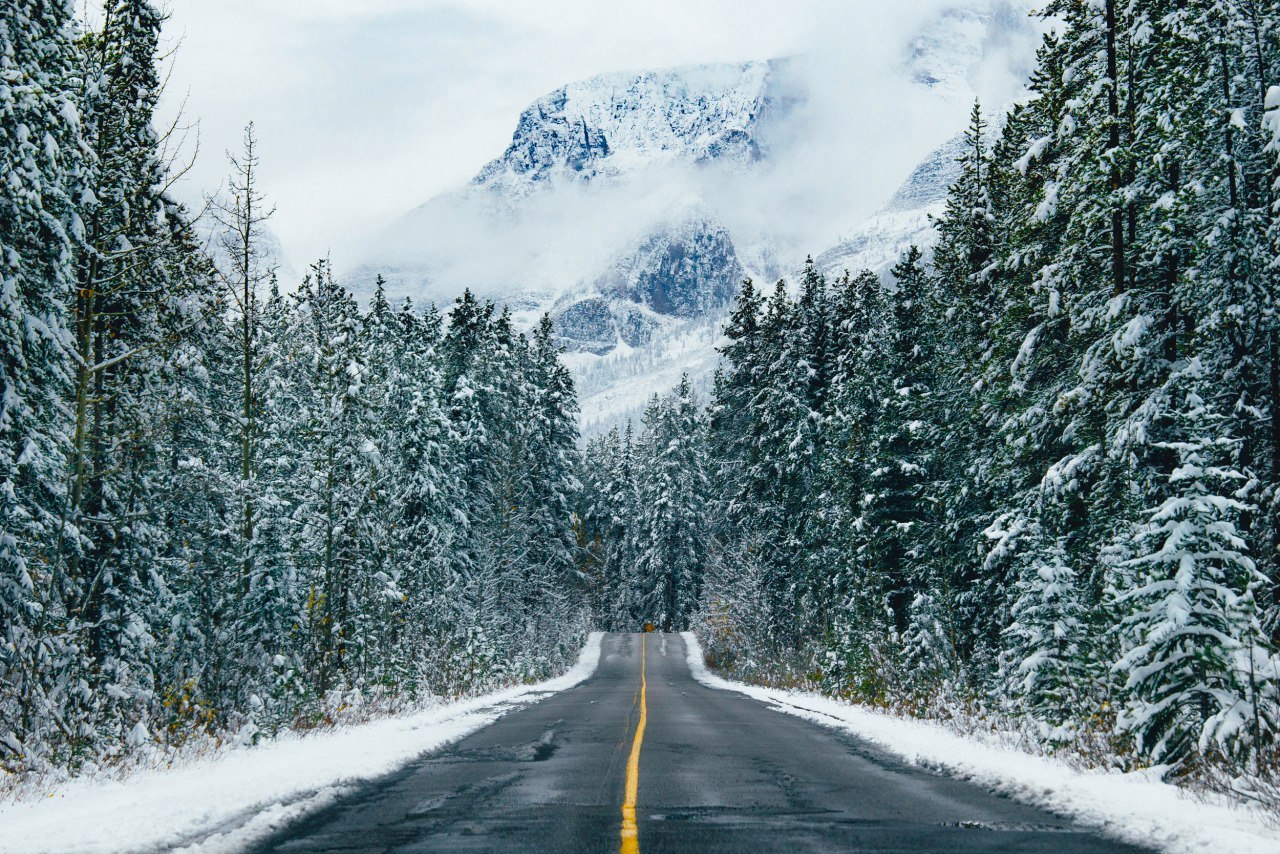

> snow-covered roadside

[
  {"left": 681, "top": 632, "right": 1280, "bottom": 854},
  {"left": 0, "top": 633, "right": 603, "bottom": 854}
]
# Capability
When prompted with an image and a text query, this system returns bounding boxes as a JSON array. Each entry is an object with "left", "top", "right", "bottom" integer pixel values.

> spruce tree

[
  {"left": 1114, "top": 361, "right": 1266, "bottom": 767},
  {"left": 0, "top": 0, "right": 87, "bottom": 770}
]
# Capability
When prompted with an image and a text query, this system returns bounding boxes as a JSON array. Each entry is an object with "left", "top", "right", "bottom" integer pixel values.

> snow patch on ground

[
  {"left": 680, "top": 632, "right": 1280, "bottom": 854},
  {"left": 0, "top": 633, "right": 603, "bottom": 854},
  {"left": 575, "top": 316, "right": 725, "bottom": 435}
]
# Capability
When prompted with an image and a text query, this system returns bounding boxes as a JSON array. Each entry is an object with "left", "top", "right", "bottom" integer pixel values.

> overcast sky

[{"left": 145, "top": 1, "right": 1039, "bottom": 269}]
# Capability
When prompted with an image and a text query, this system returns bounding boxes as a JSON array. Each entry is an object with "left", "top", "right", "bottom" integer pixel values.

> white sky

[
  {"left": 151, "top": 1, "right": 821, "bottom": 266},
  {"left": 146, "top": 1, "right": 1039, "bottom": 271}
]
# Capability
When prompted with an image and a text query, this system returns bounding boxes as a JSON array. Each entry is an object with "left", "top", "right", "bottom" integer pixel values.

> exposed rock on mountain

[
  {"left": 349, "top": 1, "right": 1040, "bottom": 430},
  {"left": 473, "top": 61, "right": 776, "bottom": 194}
]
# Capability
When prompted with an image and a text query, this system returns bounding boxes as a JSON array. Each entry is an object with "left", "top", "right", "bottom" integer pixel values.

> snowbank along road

[{"left": 251, "top": 632, "right": 1144, "bottom": 853}]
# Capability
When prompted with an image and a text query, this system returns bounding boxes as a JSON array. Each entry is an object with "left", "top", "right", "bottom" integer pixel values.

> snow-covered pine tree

[
  {"left": 66, "top": 0, "right": 226, "bottom": 753},
  {"left": 607, "top": 423, "right": 640, "bottom": 626},
  {"left": 1114, "top": 360, "right": 1271, "bottom": 768},
  {"left": 383, "top": 298, "right": 460, "bottom": 695},
  {"left": 519, "top": 315, "right": 582, "bottom": 623},
  {"left": 998, "top": 520, "right": 1090, "bottom": 737},
  {"left": 822, "top": 267, "right": 884, "bottom": 633},
  {"left": 210, "top": 123, "right": 276, "bottom": 607},
  {"left": 343, "top": 278, "right": 407, "bottom": 688},
  {"left": 632, "top": 378, "right": 707, "bottom": 631},
  {"left": 928, "top": 99, "right": 1015, "bottom": 684},
  {"left": 240, "top": 276, "right": 305, "bottom": 728},
  {"left": 864, "top": 247, "right": 938, "bottom": 642},
  {"left": 1174, "top": 2, "right": 1278, "bottom": 650},
  {"left": 0, "top": 0, "right": 88, "bottom": 772},
  {"left": 790, "top": 259, "right": 839, "bottom": 635},
  {"left": 933, "top": 100, "right": 996, "bottom": 353},
  {"left": 749, "top": 280, "right": 818, "bottom": 647},
  {"left": 196, "top": 132, "right": 295, "bottom": 723},
  {"left": 705, "top": 279, "right": 764, "bottom": 629},
  {"left": 580, "top": 423, "right": 647, "bottom": 629},
  {"left": 578, "top": 429, "right": 614, "bottom": 623},
  {"left": 277, "top": 260, "right": 368, "bottom": 696},
  {"left": 899, "top": 588, "right": 957, "bottom": 704}
]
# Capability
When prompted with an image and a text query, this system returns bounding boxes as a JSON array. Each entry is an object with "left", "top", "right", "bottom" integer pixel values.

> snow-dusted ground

[
  {"left": 0, "top": 633, "right": 603, "bottom": 854},
  {"left": 681, "top": 632, "right": 1280, "bottom": 854},
  {"left": 568, "top": 314, "right": 725, "bottom": 436}
]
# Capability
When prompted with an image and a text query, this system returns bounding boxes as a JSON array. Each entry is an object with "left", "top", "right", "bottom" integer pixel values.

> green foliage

[
  {"left": 0, "top": 4, "right": 589, "bottom": 779},
  {"left": 584, "top": 0, "right": 1280, "bottom": 785}
]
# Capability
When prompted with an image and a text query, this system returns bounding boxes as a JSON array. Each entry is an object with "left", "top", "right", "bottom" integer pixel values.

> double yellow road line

[{"left": 620, "top": 633, "right": 648, "bottom": 854}]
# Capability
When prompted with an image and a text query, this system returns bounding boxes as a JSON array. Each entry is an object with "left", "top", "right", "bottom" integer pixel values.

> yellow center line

[{"left": 620, "top": 633, "right": 648, "bottom": 854}]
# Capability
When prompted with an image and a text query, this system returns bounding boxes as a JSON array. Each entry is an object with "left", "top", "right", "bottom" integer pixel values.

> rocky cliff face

[
  {"left": 473, "top": 62, "right": 776, "bottom": 193},
  {"left": 351, "top": 60, "right": 788, "bottom": 354},
  {"left": 549, "top": 203, "right": 745, "bottom": 354},
  {"left": 350, "top": 1, "right": 1039, "bottom": 429}
]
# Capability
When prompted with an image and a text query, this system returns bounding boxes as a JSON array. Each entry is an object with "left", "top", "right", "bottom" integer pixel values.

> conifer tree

[
  {"left": 210, "top": 123, "right": 276, "bottom": 604},
  {"left": 999, "top": 524, "right": 1089, "bottom": 735},
  {"left": 0, "top": 0, "right": 88, "bottom": 770},
  {"left": 1114, "top": 361, "right": 1267, "bottom": 767}
]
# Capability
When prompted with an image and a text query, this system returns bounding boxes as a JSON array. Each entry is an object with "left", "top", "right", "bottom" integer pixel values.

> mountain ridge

[{"left": 347, "top": 1, "right": 1041, "bottom": 431}]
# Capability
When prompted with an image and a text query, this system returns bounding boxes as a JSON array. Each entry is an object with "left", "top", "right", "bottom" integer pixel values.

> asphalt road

[{"left": 252, "top": 633, "right": 1144, "bottom": 853}]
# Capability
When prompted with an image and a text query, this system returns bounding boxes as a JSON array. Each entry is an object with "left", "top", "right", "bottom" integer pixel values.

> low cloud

[{"left": 148, "top": 0, "right": 1043, "bottom": 277}]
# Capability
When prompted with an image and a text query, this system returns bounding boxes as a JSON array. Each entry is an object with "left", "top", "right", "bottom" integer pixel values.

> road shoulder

[
  {"left": 680, "top": 632, "right": 1280, "bottom": 854},
  {"left": 0, "top": 634, "right": 604, "bottom": 854}
]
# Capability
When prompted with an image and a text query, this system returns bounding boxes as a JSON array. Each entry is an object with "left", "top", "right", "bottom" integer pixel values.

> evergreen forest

[
  {"left": 581, "top": 0, "right": 1280, "bottom": 792},
  {"left": 7, "top": 0, "right": 1280, "bottom": 803},
  {"left": 2, "top": 1, "right": 588, "bottom": 777}
]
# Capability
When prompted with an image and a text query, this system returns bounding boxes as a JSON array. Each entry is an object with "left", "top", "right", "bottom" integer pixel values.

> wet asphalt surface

[{"left": 250, "top": 633, "right": 1145, "bottom": 853}]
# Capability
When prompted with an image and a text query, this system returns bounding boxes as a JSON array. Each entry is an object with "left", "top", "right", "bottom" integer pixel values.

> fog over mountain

[{"left": 346, "top": 1, "right": 1043, "bottom": 430}]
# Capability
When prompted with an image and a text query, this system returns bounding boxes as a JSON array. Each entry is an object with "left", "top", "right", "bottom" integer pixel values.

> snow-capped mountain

[
  {"left": 815, "top": 132, "right": 967, "bottom": 280},
  {"left": 473, "top": 61, "right": 778, "bottom": 193},
  {"left": 351, "top": 58, "right": 793, "bottom": 340},
  {"left": 350, "top": 1, "right": 1040, "bottom": 431}
]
